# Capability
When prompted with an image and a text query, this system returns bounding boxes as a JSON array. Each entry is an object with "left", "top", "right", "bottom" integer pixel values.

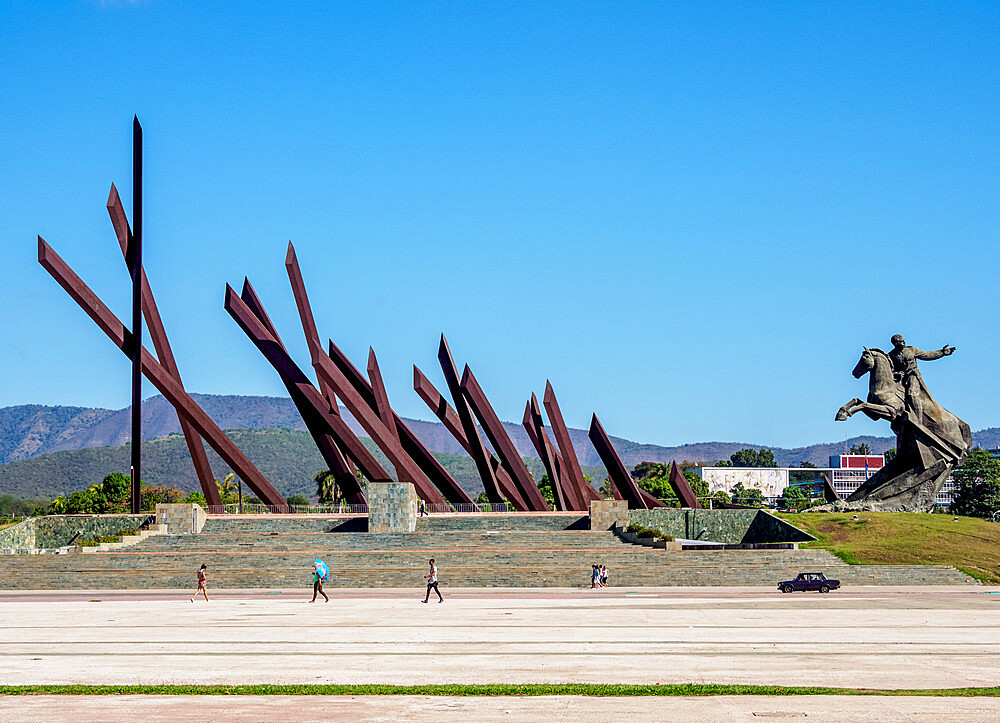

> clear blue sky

[{"left": 2, "top": 2, "right": 998, "bottom": 449}]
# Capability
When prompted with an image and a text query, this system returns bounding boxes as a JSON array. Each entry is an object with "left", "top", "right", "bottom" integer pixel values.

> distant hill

[
  {"left": 0, "top": 395, "right": 996, "bottom": 500},
  {"left": 0, "top": 428, "right": 607, "bottom": 501}
]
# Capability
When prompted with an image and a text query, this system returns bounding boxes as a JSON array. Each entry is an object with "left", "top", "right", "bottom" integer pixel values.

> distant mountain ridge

[
  {"left": 0, "top": 429, "right": 609, "bottom": 502},
  {"left": 1, "top": 394, "right": 998, "bottom": 474}
]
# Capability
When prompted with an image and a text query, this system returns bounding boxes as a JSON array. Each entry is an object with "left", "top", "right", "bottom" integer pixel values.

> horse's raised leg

[{"left": 835, "top": 398, "right": 863, "bottom": 421}]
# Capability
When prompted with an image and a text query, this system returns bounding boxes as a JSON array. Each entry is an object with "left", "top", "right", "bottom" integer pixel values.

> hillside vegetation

[
  {"left": 777, "top": 512, "right": 1000, "bottom": 584},
  {"left": 4, "top": 395, "right": 999, "bottom": 468},
  {"left": 0, "top": 428, "right": 607, "bottom": 501}
]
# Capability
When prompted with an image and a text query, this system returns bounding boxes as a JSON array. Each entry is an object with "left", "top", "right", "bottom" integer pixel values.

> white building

[{"left": 698, "top": 452, "right": 958, "bottom": 506}]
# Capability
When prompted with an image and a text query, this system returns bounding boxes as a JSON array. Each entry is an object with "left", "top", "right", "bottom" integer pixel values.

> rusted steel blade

[
  {"left": 38, "top": 238, "right": 286, "bottom": 509},
  {"left": 235, "top": 280, "right": 368, "bottom": 504},
  {"left": 327, "top": 341, "right": 472, "bottom": 505},
  {"left": 460, "top": 365, "right": 549, "bottom": 511},
  {"left": 435, "top": 336, "right": 511, "bottom": 507},
  {"left": 238, "top": 277, "right": 283, "bottom": 347},
  {"left": 282, "top": 243, "right": 356, "bottom": 479},
  {"left": 414, "top": 363, "right": 520, "bottom": 507},
  {"left": 669, "top": 461, "right": 702, "bottom": 509},
  {"left": 284, "top": 241, "right": 337, "bottom": 408},
  {"left": 543, "top": 381, "right": 598, "bottom": 508},
  {"left": 312, "top": 344, "right": 447, "bottom": 505},
  {"left": 366, "top": 349, "right": 400, "bottom": 443},
  {"left": 523, "top": 396, "right": 569, "bottom": 511},
  {"left": 588, "top": 413, "right": 650, "bottom": 510},
  {"left": 414, "top": 365, "right": 466, "bottom": 443},
  {"left": 225, "top": 283, "right": 388, "bottom": 496},
  {"left": 107, "top": 185, "right": 221, "bottom": 506}
]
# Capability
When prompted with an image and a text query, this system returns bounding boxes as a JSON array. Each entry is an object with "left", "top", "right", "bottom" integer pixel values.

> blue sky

[{"left": 2, "top": 2, "right": 998, "bottom": 449}]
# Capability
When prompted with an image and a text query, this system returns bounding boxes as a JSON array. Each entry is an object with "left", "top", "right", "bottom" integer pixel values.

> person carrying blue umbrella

[{"left": 310, "top": 558, "right": 329, "bottom": 603}]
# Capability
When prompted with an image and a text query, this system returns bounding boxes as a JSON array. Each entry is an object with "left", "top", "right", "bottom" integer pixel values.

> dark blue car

[{"left": 778, "top": 572, "right": 840, "bottom": 593}]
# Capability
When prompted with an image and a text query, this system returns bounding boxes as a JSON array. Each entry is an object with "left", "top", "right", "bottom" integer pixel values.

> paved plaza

[
  {"left": 0, "top": 586, "right": 998, "bottom": 689},
  {"left": 1, "top": 694, "right": 998, "bottom": 722}
]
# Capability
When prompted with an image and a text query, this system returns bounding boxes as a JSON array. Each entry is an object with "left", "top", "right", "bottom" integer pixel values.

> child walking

[{"left": 190, "top": 564, "right": 209, "bottom": 602}]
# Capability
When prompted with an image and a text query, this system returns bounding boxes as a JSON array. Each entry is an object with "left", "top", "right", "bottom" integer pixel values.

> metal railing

[
  {"left": 205, "top": 503, "right": 369, "bottom": 515},
  {"left": 423, "top": 502, "right": 512, "bottom": 514}
]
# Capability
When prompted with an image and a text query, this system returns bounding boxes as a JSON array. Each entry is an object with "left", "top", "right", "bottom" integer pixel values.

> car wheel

[
  {"left": 782, "top": 584, "right": 794, "bottom": 593},
  {"left": 819, "top": 585, "right": 830, "bottom": 593}
]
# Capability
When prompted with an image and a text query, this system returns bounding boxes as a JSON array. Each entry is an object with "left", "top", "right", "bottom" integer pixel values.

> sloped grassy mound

[{"left": 775, "top": 512, "right": 1000, "bottom": 583}]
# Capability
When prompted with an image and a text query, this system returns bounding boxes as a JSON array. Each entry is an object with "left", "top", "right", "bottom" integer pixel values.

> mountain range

[{"left": 1, "top": 394, "right": 998, "bottom": 501}]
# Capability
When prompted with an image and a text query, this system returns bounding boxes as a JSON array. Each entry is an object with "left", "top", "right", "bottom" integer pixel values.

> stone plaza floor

[
  {"left": 1, "top": 694, "right": 998, "bottom": 722},
  {"left": 0, "top": 586, "right": 998, "bottom": 719}
]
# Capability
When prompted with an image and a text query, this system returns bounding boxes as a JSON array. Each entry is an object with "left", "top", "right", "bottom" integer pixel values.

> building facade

[{"left": 698, "top": 452, "right": 958, "bottom": 506}]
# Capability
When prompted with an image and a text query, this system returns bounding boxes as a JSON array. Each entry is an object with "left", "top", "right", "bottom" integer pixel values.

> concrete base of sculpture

[
  {"left": 589, "top": 499, "right": 628, "bottom": 530},
  {"left": 816, "top": 423, "right": 962, "bottom": 513},
  {"left": 368, "top": 481, "right": 418, "bottom": 533},
  {"left": 156, "top": 504, "right": 207, "bottom": 534}
]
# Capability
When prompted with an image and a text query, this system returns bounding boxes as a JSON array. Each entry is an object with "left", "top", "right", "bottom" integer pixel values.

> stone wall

[
  {"left": 204, "top": 516, "right": 367, "bottom": 534},
  {"left": 156, "top": 504, "right": 207, "bottom": 535},
  {"left": 367, "top": 482, "right": 417, "bottom": 533},
  {"left": 627, "top": 509, "right": 814, "bottom": 544},
  {"left": 0, "top": 515, "right": 149, "bottom": 552},
  {"left": 0, "top": 520, "right": 35, "bottom": 551},
  {"left": 589, "top": 500, "right": 628, "bottom": 530}
]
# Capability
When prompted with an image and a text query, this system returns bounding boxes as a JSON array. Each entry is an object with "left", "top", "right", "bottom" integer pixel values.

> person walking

[
  {"left": 190, "top": 564, "right": 209, "bottom": 602},
  {"left": 422, "top": 558, "right": 443, "bottom": 603},
  {"left": 310, "top": 559, "right": 329, "bottom": 603},
  {"left": 591, "top": 564, "right": 599, "bottom": 589},
  {"left": 600, "top": 565, "right": 609, "bottom": 588}
]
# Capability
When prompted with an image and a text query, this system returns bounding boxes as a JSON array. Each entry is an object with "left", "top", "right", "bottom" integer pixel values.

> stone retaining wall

[
  {"left": 0, "top": 515, "right": 148, "bottom": 552},
  {"left": 627, "top": 509, "right": 815, "bottom": 544}
]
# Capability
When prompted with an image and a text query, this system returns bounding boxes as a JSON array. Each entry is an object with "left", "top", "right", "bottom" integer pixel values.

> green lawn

[{"left": 775, "top": 511, "right": 1000, "bottom": 584}]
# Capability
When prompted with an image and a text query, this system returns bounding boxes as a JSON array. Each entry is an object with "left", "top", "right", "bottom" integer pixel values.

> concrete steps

[
  {"left": 0, "top": 544, "right": 973, "bottom": 589},
  {"left": 0, "top": 513, "right": 976, "bottom": 589}
]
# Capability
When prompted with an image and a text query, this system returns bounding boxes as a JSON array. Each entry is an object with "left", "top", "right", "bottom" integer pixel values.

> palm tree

[
  {"left": 216, "top": 473, "right": 239, "bottom": 503},
  {"left": 315, "top": 469, "right": 336, "bottom": 505}
]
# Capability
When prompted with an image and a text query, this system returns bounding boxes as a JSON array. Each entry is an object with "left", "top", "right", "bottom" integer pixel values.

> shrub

[{"left": 626, "top": 524, "right": 675, "bottom": 542}]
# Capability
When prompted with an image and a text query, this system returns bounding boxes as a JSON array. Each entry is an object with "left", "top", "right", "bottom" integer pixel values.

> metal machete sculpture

[{"left": 834, "top": 335, "right": 972, "bottom": 511}]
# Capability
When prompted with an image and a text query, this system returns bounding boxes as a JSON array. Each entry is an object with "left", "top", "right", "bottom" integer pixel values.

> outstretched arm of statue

[{"left": 914, "top": 345, "right": 955, "bottom": 361}]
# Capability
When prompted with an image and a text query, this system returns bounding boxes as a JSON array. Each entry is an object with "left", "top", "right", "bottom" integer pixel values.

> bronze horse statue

[
  {"left": 836, "top": 347, "right": 904, "bottom": 424},
  {"left": 833, "top": 346, "right": 971, "bottom": 510},
  {"left": 836, "top": 347, "right": 969, "bottom": 462}
]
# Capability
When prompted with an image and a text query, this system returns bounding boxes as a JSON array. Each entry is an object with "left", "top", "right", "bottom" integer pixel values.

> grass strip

[{"left": 0, "top": 684, "right": 998, "bottom": 697}]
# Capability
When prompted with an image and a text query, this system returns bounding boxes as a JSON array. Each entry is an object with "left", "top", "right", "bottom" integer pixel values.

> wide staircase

[{"left": 0, "top": 514, "right": 975, "bottom": 589}]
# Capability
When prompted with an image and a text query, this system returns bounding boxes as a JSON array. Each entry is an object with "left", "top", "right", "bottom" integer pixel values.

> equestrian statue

[{"left": 833, "top": 334, "right": 971, "bottom": 511}]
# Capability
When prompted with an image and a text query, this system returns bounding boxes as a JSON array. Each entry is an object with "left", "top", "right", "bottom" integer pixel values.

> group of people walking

[
  {"left": 191, "top": 559, "right": 611, "bottom": 597},
  {"left": 188, "top": 558, "right": 445, "bottom": 603},
  {"left": 591, "top": 564, "right": 609, "bottom": 588}
]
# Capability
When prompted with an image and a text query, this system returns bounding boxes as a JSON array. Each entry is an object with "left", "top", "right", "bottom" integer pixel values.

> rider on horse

[{"left": 888, "top": 334, "right": 955, "bottom": 418}]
